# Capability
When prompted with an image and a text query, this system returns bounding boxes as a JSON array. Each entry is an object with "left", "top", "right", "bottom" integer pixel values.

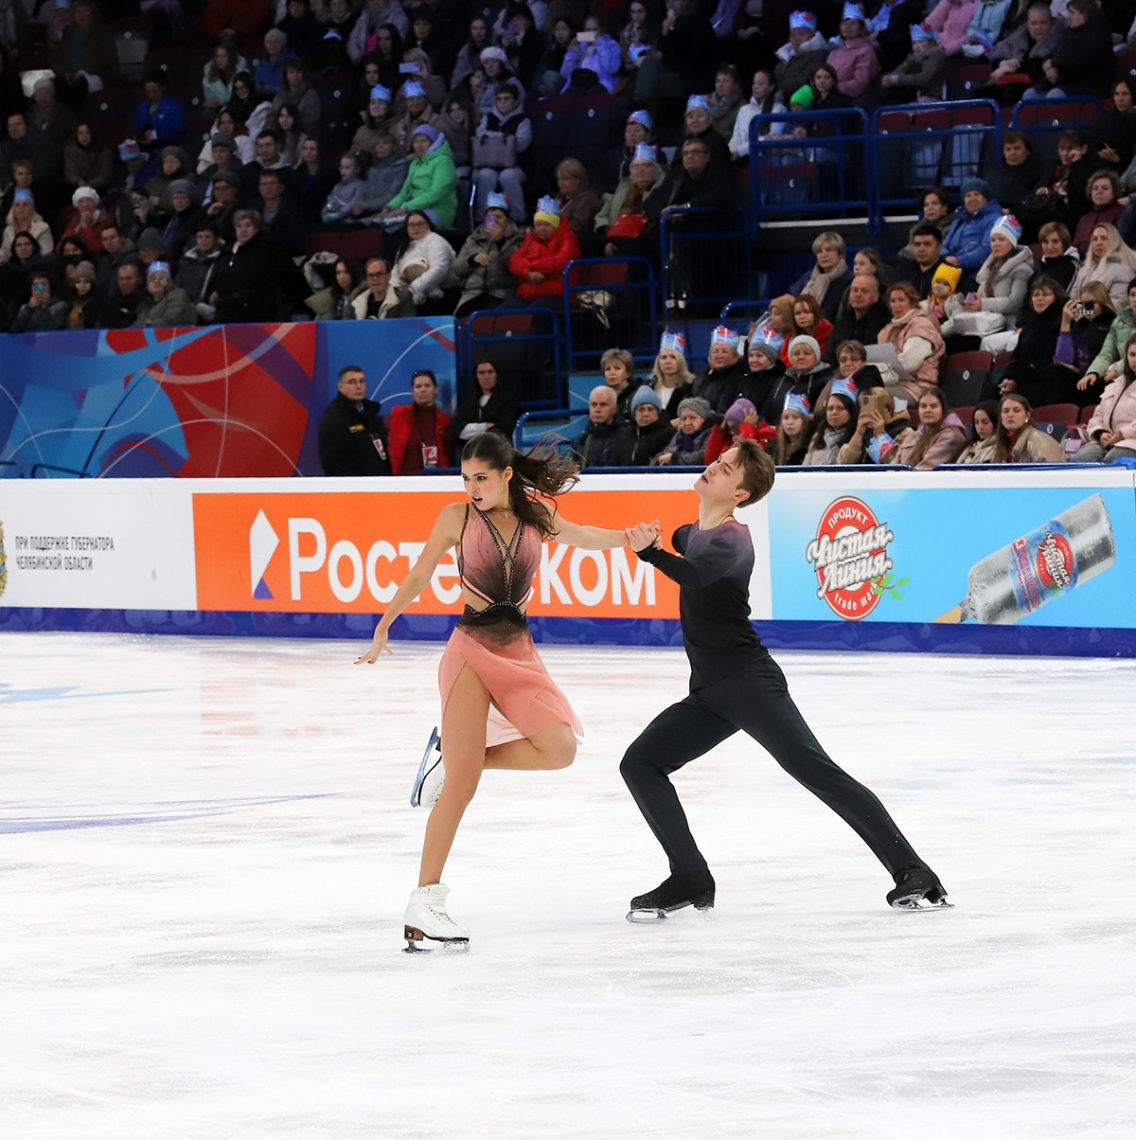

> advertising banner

[{"left": 767, "top": 474, "right": 1136, "bottom": 629}]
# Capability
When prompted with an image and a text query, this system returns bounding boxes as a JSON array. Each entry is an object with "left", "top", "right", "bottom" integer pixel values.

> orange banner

[{"left": 192, "top": 489, "right": 692, "bottom": 617}]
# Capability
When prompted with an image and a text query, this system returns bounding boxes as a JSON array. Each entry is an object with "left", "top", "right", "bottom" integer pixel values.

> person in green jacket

[
  {"left": 376, "top": 125, "right": 458, "bottom": 231},
  {"left": 134, "top": 261, "right": 198, "bottom": 327},
  {"left": 1078, "top": 276, "right": 1136, "bottom": 394}
]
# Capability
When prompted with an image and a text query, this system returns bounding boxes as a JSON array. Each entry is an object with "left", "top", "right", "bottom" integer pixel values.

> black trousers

[{"left": 620, "top": 657, "right": 928, "bottom": 878}]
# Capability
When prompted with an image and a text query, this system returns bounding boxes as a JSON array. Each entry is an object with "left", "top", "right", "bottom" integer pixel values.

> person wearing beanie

[
  {"left": 380, "top": 124, "right": 459, "bottom": 230},
  {"left": 614, "top": 383, "right": 674, "bottom": 466},
  {"left": 58, "top": 184, "right": 107, "bottom": 258},
  {"left": 653, "top": 396, "right": 714, "bottom": 466},
  {"left": 65, "top": 259, "right": 108, "bottom": 329},
  {"left": 704, "top": 396, "right": 775, "bottom": 462},
  {"left": 923, "top": 262, "right": 964, "bottom": 323},
  {"left": 740, "top": 334, "right": 792, "bottom": 426},
  {"left": 509, "top": 196, "right": 580, "bottom": 303},
  {"left": 940, "top": 178, "right": 1003, "bottom": 273},
  {"left": 159, "top": 178, "right": 201, "bottom": 264},
  {"left": 783, "top": 332, "right": 835, "bottom": 411}
]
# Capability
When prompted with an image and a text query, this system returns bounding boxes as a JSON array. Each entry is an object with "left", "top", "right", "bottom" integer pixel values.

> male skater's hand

[{"left": 625, "top": 521, "right": 661, "bottom": 553}]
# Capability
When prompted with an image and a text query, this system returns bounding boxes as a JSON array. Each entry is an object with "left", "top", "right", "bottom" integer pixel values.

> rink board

[{"left": 2, "top": 469, "right": 1135, "bottom": 657}]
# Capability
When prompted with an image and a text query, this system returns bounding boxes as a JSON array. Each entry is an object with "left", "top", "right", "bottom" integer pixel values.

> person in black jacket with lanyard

[
  {"left": 619, "top": 440, "right": 948, "bottom": 920},
  {"left": 318, "top": 364, "right": 392, "bottom": 476},
  {"left": 451, "top": 358, "right": 519, "bottom": 448}
]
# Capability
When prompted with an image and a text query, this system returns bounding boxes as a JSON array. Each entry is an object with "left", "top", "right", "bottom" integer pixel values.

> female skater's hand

[
  {"left": 354, "top": 628, "right": 393, "bottom": 664},
  {"left": 625, "top": 521, "right": 660, "bottom": 552}
]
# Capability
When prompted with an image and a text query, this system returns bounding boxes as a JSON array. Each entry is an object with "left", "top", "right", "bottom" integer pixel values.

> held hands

[
  {"left": 354, "top": 626, "right": 393, "bottom": 665},
  {"left": 624, "top": 520, "right": 661, "bottom": 552}
]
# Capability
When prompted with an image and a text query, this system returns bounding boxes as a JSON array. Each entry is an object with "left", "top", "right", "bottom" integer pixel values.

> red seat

[
  {"left": 469, "top": 313, "right": 533, "bottom": 336},
  {"left": 1079, "top": 404, "right": 1099, "bottom": 425},
  {"left": 304, "top": 231, "right": 342, "bottom": 257},
  {"left": 337, "top": 230, "right": 382, "bottom": 263},
  {"left": 1033, "top": 403, "right": 1078, "bottom": 424}
]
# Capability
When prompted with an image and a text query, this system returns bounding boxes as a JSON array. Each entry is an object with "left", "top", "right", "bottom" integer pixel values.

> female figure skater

[{"left": 356, "top": 433, "right": 633, "bottom": 951}]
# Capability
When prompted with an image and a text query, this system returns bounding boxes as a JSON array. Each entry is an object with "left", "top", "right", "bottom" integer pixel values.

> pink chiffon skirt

[{"left": 438, "top": 624, "right": 583, "bottom": 746}]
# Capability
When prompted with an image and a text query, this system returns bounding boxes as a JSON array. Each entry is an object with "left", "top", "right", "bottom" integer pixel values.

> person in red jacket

[
  {"left": 388, "top": 369, "right": 454, "bottom": 474},
  {"left": 507, "top": 196, "right": 580, "bottom": 304}
]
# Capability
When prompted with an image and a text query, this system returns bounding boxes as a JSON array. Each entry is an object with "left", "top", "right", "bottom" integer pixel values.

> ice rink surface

[{"left": 2, "top": 632, "right": 1134, "bottom": 1140}]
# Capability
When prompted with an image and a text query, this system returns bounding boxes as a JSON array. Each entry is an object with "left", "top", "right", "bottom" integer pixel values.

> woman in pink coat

[
  {"left": 890, "top": 387, "right": 969, "bottom": 468},
  {"left": 1078, "top": 333, "right": 1136, "bottom": 462},
  {"left": 826, "top": 4, "right": 881, "bottom": 105},
  {"left": 924, "top": 0, "right": 979, "bottom": 57}
]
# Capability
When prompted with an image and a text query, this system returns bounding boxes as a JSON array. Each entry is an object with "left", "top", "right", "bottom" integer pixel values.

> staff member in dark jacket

[
  {"left": 210, "top": 209, "right": 285, "bottom": 323},
  {"left": 318, "top": 364, "right": 392, "bottom": 476},
  {"left": 451, "top": 358, "right": 519, "bottom": 447}
]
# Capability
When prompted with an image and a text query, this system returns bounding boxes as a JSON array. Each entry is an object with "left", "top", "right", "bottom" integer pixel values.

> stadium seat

[
  {"left": 941, "top": 351, "right": 992, "bottom": 407},
  {"left": 947, "top": 64, "right": 992, "bottom": 101},
  {"left": 1033, "top": 403, "right": 1078, "bottom": 425},
  {"left": 304, "top": 231, "right": 342, "bottom": 257},
  {"left": 337, "top": 229, "right": 382, "bottom": 263},
  {"left": 1079, "top": 405, "right": 1098, "bottom": 425}
]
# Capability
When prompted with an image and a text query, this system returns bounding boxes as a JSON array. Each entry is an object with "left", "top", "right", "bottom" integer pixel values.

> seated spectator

[
  {"left": 477, "top": 48, "right": 527, "bottom": 122},
  {"left": 925, "top": 0, "right": 979, "bottom": 57},
  {"left": 197, "top": 128, "right": 245, "bottom": 184},
  {"left": 255, "top": 28, "right": 295, "bottom": 99},
  {"left": 352, "top": 256, "right": 415, "bottom": 319},
  {"left": 318, "top": 362, "right": 392, "bottom": 476},
  {"left": 257, "top": 170, "right": 306, "bottom": 259},
  {"left": 941, "top": 179, "right": 1002, "bottom": 273},
  {"left": 740, "top": 334, "right": 787, "bottom": 424},
  {"left": 1070, "top": 223, "right": 1136, "bottom": 310},
  {"left": 957, "top": 400, "right": 1000, "bottom": 463},
  {"left": 159, "top": 180, "right": 201, "bottom": 262},
  {"left": 831, "top": 338, "right": 885, "bottom": 394},
  {"left": 199, "top": 170, "right": 242, "bottom": 244},
  {"left": 891, "top": 387, "right": 968, "bottom": 468},
  {"left": 706, "top": 396, "right": 775, "bottom": 459},
  {"left": 272, "top": 104, "right": 309, "bottom": 167},
  {"left": 561, "top": 13, "right": 622, "bottom": 93},
  {"left": 892, "top": 223, "right": 946, "bottom": 299},
  {"left": 11, "top": 270, "right": 68, "bottom": 331},
  {"left": 49, "top": 0, "right": 119, "bottom": 101},
  {"left": 509, "top": 196, "right": 580, "bottom": 304},
  {"left": 452, "top": 358, "right": 519, "bottom": 446},
  {"left": 245, "top": 130, "right": 299, "bottom": 198},
  {"left": 594, "top": 144, "right": 670, "bottom": 258},
  {"left": 709, "top": 64, "right": 745, "bottom": 140},
  {"left": 1, "top": 190, "right": 52, "bottom": 262},
  {"left": 225, "top": 74, "right": 260, "bottom": 134},
  {"left": 983, "top": 131, "right": 1045, "bottom": 220},
  {"left": 1038, "top": 0, "right": 1113, "bottom": 100},
  {"left": 353, "top": 132, "right": 408, "bottom": 222},
  {"left": 271, "top": 62, "right": 322, "bottom": 137},
  {"left": 750, "top": 295, "right": 798, "bottom": 365},
  {"left": 783, "top": 333, "right": 835, "bottom": 409},
  {"left": 472, "top": 80, "right": 531, "bottom": 223},
  {"left": 992, "top": 276, "right": 1066, "bottom": 396},
  {"left": 202, "top": 43, "right": 248, "bottom": 115},
  {"left": 1077, "top": 334, "right": 1136, "bottom": 463},
  {"left": 534, "top": 16, "right": 574, "bottom": 96},
  {"left": 897, "top": 187, "right": 954, "bottom": 260},
  {"left": 668, "top": 96, "right": 732, "bottom": 176},
  {"left": 0, "top": 233, "right": 50, "bottom": 300},
  {"left": 135, "top": 229, "right": 168, "bottom": 275},
  {"left": 147, "top": 146, "right": 193, "bottom": 216},
  {"left": 209, "top": 209, "right": 285, "bottom": 323},
  {"left": 989, "top": 393, "right": 1065, "bottom": 462},
  {"left": 1034, "top": 221, "right": 1079, "bottom": 291},
  {"left": 296, "top": 139, "right": 338, "bottom": 223},
  {"left": 605, "top": 109, "right": 654, "bottom": 192},
  {"left": 693, "top": 326, "right": 746, "bottom": 414},
  {"left": 648, "top": 331, "right": 696, "bottom": 421},
  {"left": 991, "top": 2, "right": 1063, "bottom": 91},
  {"left": 353, "top": 85, "right": 396, "bottom": 154},
  {"left": 600, "top": 347, "right": 644, "bottom": 424},
  {"left": 63, "top": 124, "right": 114, "bottom": 195},
  {"left": 789, "top": 231, "right": 853, "bottom": 322},
  {"left": 555, "top": 159, "right": 601, "bottom": 249},
  {"left": 380, "top": 124, "right": 458, "bottom": 229},
  {"left": 881, "top": 25, "right": 946, "bottom": 100},
  {"left": 652, "top": 396, "right": 714, "bottom": 466},
  {"left": 440, "top": 95, "right": 473, "bottom": 183},
  {"left": 729, "top": 68, "right": 788, "bottom": 161},
  {"left": 663, "top": 134, "right": 737, "bottom": 215},
  {"left": 322, "top": 153, "right": 366, "bottom": 224},
  {"left": 774, "top": 11, "right": 830, "bottom": 105},
  {"left": 827, "top": 4, "right": 882, "bottom": 106},
  {"left": 176, "top": 224, "right": 226, "bottom": 321},
  {"left": 615, "top": 386, "right": 675, "bottom": 466},
  {"left": 58, "top": 187, "right": 107, "bottom": 258},
  {"left": 279, "top": 0, "right": 326, "bottom": 62},
  {"left": 395, "top": 80, "right": 447, "bottom": 153},
  {"left": 791, "top": 294, "right": 834, "bottom": 359},
  {"left": 202, "top": 0, "right": 271, "bottom": 56},
  {"left": 852, "top": 247, "right": 889, "bottom": 288},
  {"left": 1089, "top": 76, "right": 1136, "bottom": 174},
  {"left": 790, "top": 62, "right": 852, "bottom": 124},
  {"left": 453, "top": 193, "right": 523, "bottom": 316},
  {"left": 630, "top": 0, "right": 717, "bottom": 122},
  {"left": 388, "top": 368, "right": 453, "bottom": 474},
  {"left": 106, "top": 260, "right": 146, "bottom": 327},
  {"left": 134, "top": 75, "right": 186, "bottom": 149},
  {"left": 804, "top": 380, "right": 859, "bottom": 464},
  {"left": 1078, "top": 277, "right": 1136, "bottom": 397},
  {"left": 451, "top": 16, "right": 492, "bottom": 90},
  {"left": 773, "top": 392, "right": 814, "bottom": 465},
  {"left": 838, "top": 386, "right": 914, "bottom": 463},
  {"left": 961, "top": 0, "right": 1012, "bottom": 58},
  {"left": 1072, "top": 170, "right": 1125, "bottom": 254},
  {"left": 878, "top": 281, "right": 945, "bottom": 401},
  {"left": 827, "top": 274, "right": 889, "bottom": 361},
  {"left": 576, "top": 385, "right": 623, "bottom": 468},
  {"left": 388, "top": 210, "right": 455, "bottom": 312},
  {"left": 62, "top": 261, "right": 106, "bottom": 329},
  {"left": 134, "top": 260, "right": 196, "bottom": 327}
]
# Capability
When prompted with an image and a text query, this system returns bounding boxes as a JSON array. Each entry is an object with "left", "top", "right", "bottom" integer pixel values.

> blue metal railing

[
  {"left": 658, "top": 206, "right": 755, "bottom": 311},
  {"left": 461, "top": 306, "right": 564, "bottom": 410},
  {"left": 561, "top": 256, "right": 660, "bottom": 371}
]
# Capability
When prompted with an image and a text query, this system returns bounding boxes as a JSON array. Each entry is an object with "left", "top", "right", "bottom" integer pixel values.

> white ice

[{"left": 2, "top": 632, "right": 1134, "bottom": 1140}]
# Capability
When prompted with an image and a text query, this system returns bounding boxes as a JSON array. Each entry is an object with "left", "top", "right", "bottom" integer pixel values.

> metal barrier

[
  {"left": 659, "top": 206, "right": 755, "bottom": 314},
  {"left": 513, "top": 407, "right": 587, "bottom": 456},
  {"left": 462, "top": 306, "right": 564, "bottom": 409},
  {"left": 1009, "top": 98, "right": 1103, "bottom": 166},
  {"left": 873, "top": 100, "right": 1001, "bottom": 217},
  {"left": 561, "top": 256, "right": 660, "bottom": 372},
  {"left": 749, "top": 109, "right": 873, "bottom": 225}
]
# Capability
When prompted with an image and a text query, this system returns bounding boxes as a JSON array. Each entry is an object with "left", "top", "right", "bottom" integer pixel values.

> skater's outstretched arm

[
  {"left": 627, "top": 521, "right": 740, "bottom": 590},
  {"left": 547, "top": 508, "right": 635, "bottom": 551},
  {"left": 355, "top": 503, "right": 465, "bottom": 664}
]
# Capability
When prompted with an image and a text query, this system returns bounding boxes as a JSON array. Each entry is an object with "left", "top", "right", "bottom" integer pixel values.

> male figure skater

[{"left": 621, "top": 441, "right": 948, "bottom": 919}]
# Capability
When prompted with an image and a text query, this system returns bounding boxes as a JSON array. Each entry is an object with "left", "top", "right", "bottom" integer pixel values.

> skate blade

[
  {"left": 403, "top": 925, "right": 469, "bottom": 953},
  {"left": 626, "top": 900, "right": 714, "bottom": 924},
  {"left": 890, "top": 896, "right": 954, "bottom": 912},
  {"left": 409, "top": 726, "right": 441, "bottom": 807}
]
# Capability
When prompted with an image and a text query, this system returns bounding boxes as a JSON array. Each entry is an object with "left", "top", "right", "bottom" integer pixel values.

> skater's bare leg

[
  {"left": 483, "top": 724, "right": 576, "bottom": 771},
  {"left": 419, "top": 664, "right": 489, "bottom": 887}
]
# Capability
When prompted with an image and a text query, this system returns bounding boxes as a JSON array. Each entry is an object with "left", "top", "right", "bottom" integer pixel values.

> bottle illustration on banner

[
  {"left": 0, "top": 521, "right": 7, "bottom": 597},
  {"left": 935, "top": 494, "right": 1116, "bottom": 625}
]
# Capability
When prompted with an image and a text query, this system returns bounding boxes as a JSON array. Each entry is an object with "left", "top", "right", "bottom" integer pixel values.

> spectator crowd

[{"left": 2, "top": 1, "right": 1136, "bottom": 470}]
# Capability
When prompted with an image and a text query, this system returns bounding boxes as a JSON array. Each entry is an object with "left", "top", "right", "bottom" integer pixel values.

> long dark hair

[
  {"left": 908, "top": 385, "right": 951, "bottom": 467},
  {"left": 461, "top": 433, "right": 579, "bottom": 539}
]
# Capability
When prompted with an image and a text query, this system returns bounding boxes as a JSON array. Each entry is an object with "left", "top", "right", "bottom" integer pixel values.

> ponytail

[{"left": 461, "top": 433, "right": 579, "bottom": 538}]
